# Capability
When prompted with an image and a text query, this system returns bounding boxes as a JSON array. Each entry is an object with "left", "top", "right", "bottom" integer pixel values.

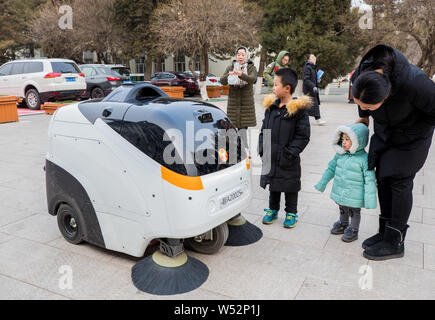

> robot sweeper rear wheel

[{"left": 183, "top": 222, "right": 229, "bottom": 255}]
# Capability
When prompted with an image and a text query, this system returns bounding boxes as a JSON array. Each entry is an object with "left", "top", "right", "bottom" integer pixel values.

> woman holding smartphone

[{"left": 220, "top": 46, "right": 258, "bottom": 151}]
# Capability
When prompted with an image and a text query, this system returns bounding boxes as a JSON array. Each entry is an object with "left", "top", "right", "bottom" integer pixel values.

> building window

[
  {"left": 175, "top": 55, "right": 185, "bottom": 72},
  {"left": 153, "top": 58, "right": 166, "bottom": 72},
  {"left": 136, "top": 54, "right": 146, "bottom": 74}
]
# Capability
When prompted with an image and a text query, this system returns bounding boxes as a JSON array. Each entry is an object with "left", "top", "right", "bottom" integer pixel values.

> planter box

[
  {"left": 206, "top": 86, "right": 222, "bottom": 98},
  {"left": 0, "top": 96, "right": 19, "bottom": 123},
  {"left": 41, "top": 102, "right": 70, "bottom": 115},
  {"left": 222, "top": 85, "right": 229, "bottom": 95},
  {"left": 160, "top": 87, "right": 186, "bottom": 99}
]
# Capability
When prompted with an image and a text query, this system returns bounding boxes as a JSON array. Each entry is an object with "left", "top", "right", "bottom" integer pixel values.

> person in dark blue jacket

[{"left": 351, "top": 44, "right": 435, "bottom": 261}]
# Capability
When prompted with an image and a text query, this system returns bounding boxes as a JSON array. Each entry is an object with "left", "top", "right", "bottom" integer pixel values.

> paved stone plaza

[{"left": 0, "top": 84, "right": 434, "bottom": 299}]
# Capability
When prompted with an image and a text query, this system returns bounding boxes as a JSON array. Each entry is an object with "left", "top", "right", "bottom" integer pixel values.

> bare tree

[
  {"left": 150, "top": 0, "right": 262, "bottom": 99},
  {"left": 29, "top": 0, "right": 122, "bottom": 63}
]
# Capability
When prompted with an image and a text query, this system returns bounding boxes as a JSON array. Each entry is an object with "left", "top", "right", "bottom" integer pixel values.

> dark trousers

[
  {"left": 377, "top": 174, "right": 416, "bottom": 229},
  {"left": 306, "top": 94, "right": 321, "bottom": 120},
  {"left": 269, "top": 191, "right": 298, "bottom": 213},
  {"left": 339, "top": 205, "right": 361, "bottom": 231}
]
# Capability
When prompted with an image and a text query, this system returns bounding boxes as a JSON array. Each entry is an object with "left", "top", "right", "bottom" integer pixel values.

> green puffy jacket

[
  {"left": 314, "top": 123, "right": 377, "bottom": 209},
  {"left": 263, "top": 50, "right": 291, "bottom": 93}
]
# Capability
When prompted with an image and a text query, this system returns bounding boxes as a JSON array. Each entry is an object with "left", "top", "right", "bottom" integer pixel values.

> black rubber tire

[
  {"left": 184, "top": 223, "right": 229, "bottom": 255},
  {"left": 57, "top": 204, "right": 84, "bottom": 245},
  {"left": 25, "top": 88, "right": 41, "bottom": 110},
  {"left": 91, "top": 87, "right": 105, "bottom": 99}
]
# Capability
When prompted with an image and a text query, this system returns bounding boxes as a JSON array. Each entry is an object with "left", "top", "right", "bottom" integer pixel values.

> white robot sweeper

[{"left": 45, "top": 83, "right": 262, "bottom": 295}]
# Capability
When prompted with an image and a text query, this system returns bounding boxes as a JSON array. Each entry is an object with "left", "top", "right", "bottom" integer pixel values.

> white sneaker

[{"left": 315, "top": 119, "right": 327, "bottom": 126}]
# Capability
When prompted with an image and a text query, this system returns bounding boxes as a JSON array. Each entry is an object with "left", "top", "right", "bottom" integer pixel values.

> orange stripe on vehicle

[
  {"left": 246, "top": 157, "right": 250, "bottom": 170},
  {"left": 161, "top": 166, "right": 204, "bottom": 190}
]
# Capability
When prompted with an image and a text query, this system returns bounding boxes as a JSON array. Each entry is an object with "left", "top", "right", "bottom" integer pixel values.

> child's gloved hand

[{"left": 314, "top": 182, "right": 326, "bottom": 192}]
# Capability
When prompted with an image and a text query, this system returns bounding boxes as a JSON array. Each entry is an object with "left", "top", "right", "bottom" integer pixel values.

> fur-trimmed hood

[
  {"left": 263, "top": 94, "right": 312, "bottom": 116},
  {"left": 333, "top": 123, "right": 369, "bottom": 154}
]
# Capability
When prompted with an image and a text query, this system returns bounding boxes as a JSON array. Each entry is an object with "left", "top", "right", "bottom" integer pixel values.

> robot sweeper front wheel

[{"left": 57, "top": 204, "right": 84, "bottom": 245}]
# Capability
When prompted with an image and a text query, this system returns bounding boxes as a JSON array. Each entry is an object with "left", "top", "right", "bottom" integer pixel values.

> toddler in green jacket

[{"left": 315, "top": 123, "right": 377, "bottom": 242}]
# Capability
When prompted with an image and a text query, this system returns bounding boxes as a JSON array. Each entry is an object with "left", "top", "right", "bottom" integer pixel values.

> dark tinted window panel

[
  {"left": 113, "top": 68, "right": 130, "bottom": 76},
  {"left": 122, "top": 101, "right": 243, "bottom": 177},
  {"left": 51, "top": 62, "right": 80, "bottom": 74},
  {"left": 121, "top": 120, "right": 187, "bottom": 175},
  {"left": 96, "top": 67, "right": 112, "bottom": 75},
  {"left": 24, "top": 62, "right": 43, "bottom": 73},
  {"left": 78, "top": 101, "right": 131, "bottom": 125}
]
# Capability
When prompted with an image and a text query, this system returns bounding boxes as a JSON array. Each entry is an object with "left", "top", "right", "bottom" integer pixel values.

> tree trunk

[
  {"left": 145, "top": 57, "right": 153, "bottom": 80},
  {"left": 258, "top": 46, "right": 267, "bottom": 76},
  {"left": 29, "top": 43, "right": 35, "bottom": 58},
  {"left": 155, "top": 55, "right": 162, "bottom": 72},
  {"left": 188, "top": 54, "right": 198, "bottom": 80},
  {"left": 255, "top": 46, "right": 267, "bottom": 94},
  {"left": 199, "top": 48, "right": 209, "bottom": 100}
]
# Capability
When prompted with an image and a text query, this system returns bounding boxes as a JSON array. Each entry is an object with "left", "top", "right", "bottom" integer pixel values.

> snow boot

[{"left": 363, "top": 224, "right": 408, "bottom": 261}]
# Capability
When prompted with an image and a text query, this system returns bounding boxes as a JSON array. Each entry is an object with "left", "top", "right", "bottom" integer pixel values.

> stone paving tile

[
  {"left": 0, "top": 274, "right": 69, "bottom": 300},
  {"left": 199, "top": 254, "right": 305, "bottom": 300},
  {"left": 295, "top": 276, "right": 388, "bottom": 300},
  {"left": 0, "top": 231, "right": 15, "bottom": 244},
  {"left": 406, "top": 222, "right": 435, "bottom": 246},
  {"left": 301, "top": 250, "right": 370, "bottom": 289},
  {"left": 0, "top": 213, "right": 60, "bottom": 244},
  {"left": 423, "top": 208, "right": 435, "bottom": 226},
  {"left": 323, "top": 230, "right": 372, "bottom": 257},
  {"left": 0, "top": 237, "right": 148, "bottom": 300},
  {"left": 0, "top": 174, "right": 47, "bottom": 193},
  {"left": 424, "top": 244, "right": 435, "bottom": 272},
  {"left": 0, "top": 185, "right": 48, "bottom": 214},
  {"left": 0, "top": 204, "right": 39, "bottom": 228},
  {"left": 253, "top": 218, "right": 331, "bottom": 251},
  {"left": 367, "top": 261, "right": 435, "bottom": 299}
]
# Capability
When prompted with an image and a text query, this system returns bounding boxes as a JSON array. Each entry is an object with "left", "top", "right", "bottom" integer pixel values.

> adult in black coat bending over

[{"left": 351, "top": 44, "right": 435, "bottom": 261}]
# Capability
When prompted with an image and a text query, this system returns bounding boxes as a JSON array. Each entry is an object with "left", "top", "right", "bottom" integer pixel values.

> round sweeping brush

[
  {"left": 225, "top": 214, "right": 263, "bottom": 246},
  {"left": 131, "top": 251, "right": 209, "bottom": 295}
]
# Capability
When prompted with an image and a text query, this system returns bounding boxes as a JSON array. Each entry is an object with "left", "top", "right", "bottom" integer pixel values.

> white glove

[{"left": 313, "top": 87, "right": 318, "bottom": 93}]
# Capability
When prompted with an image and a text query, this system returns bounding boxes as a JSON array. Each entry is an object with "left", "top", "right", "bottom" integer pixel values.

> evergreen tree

[
  {"left": 0, "top": 0, "right": 48, "bottom": 64},
  {"left": 261, "top": 0, "right": 363, "bottom": 86}
]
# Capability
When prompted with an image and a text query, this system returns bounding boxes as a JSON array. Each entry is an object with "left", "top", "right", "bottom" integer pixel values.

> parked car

[
  {"left": 80, "top": 64, "right": 127, "bottom": 89},
  {"left": 105, "top": 64, "right": 131, "bottom": 82},
  {"left": 0, "top": 58, "right": 86, "bottom": 110},
  {"left": 150, "top": 71, "right": 200, "bottom": 96},
  {"left": 184, "top": 71, "right": 221, "bottom": 86},
  {"left": 79, "top": 65, "right": 113, "bottom": 99}
]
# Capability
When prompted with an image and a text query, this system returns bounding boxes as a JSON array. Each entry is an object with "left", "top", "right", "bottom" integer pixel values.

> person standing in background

[
  {"left": 303, "top": 54, "right": 327, "bottom": 126},
  {"left": 263, "top": 50, "right": 291, "bottom": 93}
]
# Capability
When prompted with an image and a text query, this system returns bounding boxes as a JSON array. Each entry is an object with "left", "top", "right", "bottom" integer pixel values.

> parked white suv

[{"left": 0, "top": 58, "right": 87, "bottom": 110}]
